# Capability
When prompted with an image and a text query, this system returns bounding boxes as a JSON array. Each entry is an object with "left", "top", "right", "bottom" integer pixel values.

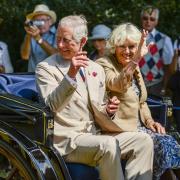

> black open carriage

[
  {"left": 0, "top": 73, "right": 100, "bottom": 180},
  {"left": 0, "top": 73, "right": 174, "bottom": 179}
]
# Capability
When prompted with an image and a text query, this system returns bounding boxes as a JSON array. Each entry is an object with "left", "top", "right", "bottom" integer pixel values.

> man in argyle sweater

[{"left": 139, "top": 5, "right": 173, "bottom": 97}]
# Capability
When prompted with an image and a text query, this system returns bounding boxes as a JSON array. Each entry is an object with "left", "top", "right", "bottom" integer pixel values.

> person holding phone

[
  {"left": 20, "top": 4, "right": 58, "bottom": 72},
  {"left": 36, "top": 15, "right": 154, "bottom": 180}
]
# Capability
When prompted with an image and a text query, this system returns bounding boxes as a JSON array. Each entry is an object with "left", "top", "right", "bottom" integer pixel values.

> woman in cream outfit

[{"left": 97, "top": 23, "right": 180, "bottom": 180}]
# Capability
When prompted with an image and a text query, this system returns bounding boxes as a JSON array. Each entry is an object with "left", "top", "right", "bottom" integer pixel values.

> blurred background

[{"left": 0, "top": 0, "right": 179, "bottom": 72}]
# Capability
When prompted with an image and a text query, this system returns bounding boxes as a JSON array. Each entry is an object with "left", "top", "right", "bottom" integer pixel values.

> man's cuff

[{"left": 65, "top": 74, "right": 77, "bottom": 87}]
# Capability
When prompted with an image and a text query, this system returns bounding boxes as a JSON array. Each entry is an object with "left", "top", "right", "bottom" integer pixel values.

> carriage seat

[{"left": 0, "top": 73, "right": 99, "bottom": 180}]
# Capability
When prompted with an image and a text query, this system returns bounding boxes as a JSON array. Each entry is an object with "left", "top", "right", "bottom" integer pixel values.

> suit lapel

[
  {"left": 55, "top": 55, "right": 70, "bottom": 75},
  {"left": 55, "top": 56, "right": 83, "bottom": 97},
  {"left": 54, "top": 56, "right": 101, "bottom": 103}
]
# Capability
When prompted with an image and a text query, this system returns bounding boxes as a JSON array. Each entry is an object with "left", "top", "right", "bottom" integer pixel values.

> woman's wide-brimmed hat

[
  {"left": 89, "top": 24, "right": 111, "bottom": 40},
  {"left": 26, "top": 4, "right": 56, "bottom": 24}
]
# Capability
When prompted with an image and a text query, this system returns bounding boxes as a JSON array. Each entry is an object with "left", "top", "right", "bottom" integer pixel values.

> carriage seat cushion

[
  {"left": 66, "top": 163, "right": 99, "bottom": 180},
  {"left": 0, "top": 73, "right": 38, "bottom": 101}
]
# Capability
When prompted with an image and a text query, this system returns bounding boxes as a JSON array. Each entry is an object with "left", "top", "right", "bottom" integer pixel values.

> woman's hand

[
  {"left": 148, "top": 121, "right": 166, "bottom": 134},
  {"left": 133, "top": 29, "right": 149, "bottom": 64},
  {"left": 106, "top": 96, "right": 120, "bottom": 116},
  {"left": 123, "top": 29, "right": 149, "bottom": 77}
]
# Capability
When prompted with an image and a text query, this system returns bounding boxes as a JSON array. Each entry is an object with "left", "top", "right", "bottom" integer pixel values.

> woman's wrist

[
  {"left": 146, "top": 119, "right": 155, "bottom": 127},
  {"left": 131, "top": 60, "right": 138, "bottom": 65}
]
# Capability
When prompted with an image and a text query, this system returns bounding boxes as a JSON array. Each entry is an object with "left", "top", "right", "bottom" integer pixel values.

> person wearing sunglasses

[
  {"left": 21, "top": 4, "right": 58, "bottom": 72},
  {"left": 139, "top": 5, "right": 174, "bottom": 97}
]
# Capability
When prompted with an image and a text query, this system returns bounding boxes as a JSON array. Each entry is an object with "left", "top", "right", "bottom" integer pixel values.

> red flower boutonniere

[{"left": 92, "top": 72, "right": 97, "bottom": 77}]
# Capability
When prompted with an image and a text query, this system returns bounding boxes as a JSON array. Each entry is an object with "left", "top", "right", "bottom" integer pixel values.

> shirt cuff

[{"left": 65, "top": 74, "right": 77, "bottom": 87}]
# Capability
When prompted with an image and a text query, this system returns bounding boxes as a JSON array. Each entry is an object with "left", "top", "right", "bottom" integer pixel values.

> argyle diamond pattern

[{"left": 139, "top": 32, "right": 164, "bottom": 83}]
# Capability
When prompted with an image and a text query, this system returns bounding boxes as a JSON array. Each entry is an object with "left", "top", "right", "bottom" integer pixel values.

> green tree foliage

[{"left": 0, "top": 0, "right": 179, "bottom": 72}]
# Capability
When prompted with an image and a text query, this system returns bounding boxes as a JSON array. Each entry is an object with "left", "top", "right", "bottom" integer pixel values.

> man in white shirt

[{"left": 0, "top": 41, "right": 14, "bottom": 73}]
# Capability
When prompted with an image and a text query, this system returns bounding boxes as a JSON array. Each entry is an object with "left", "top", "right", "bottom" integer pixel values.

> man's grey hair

[
  {"left": 58, "top": 15, "right": 88, "bottom": 43},
  {"left": 141, "top": 5, "right": 159, "bottom": 20}
]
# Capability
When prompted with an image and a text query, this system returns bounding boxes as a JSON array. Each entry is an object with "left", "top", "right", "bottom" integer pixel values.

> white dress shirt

[{"left": 0, "top": 41, "right": 13, "bottom": 73}]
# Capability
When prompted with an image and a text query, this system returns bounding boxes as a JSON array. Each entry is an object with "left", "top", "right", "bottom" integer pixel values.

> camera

[{"left": 24, "top": 20, "right": 45, "bottom": 27}]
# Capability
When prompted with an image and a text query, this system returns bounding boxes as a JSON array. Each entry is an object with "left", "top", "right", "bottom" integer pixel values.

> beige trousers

[{"left": 64, "top": 132, "right": 153, "bottom": 180}]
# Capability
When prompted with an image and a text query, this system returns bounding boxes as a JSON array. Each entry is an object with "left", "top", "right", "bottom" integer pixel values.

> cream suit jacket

[
  {"left": 97, "top": 54, "right": 155, "bottom": 131},
  {"left": 36, "top": 53, "right": 121, "bottom": 155}
]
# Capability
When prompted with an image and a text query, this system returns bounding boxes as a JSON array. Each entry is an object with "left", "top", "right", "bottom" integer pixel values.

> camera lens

[{"left": 33, "top": 20, "right": 45, "bottom": 27}]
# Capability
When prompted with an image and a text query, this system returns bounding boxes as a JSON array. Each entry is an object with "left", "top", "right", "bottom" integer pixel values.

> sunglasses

[{"left": 142, "top": 16, "right": 156, "bottom": 22}]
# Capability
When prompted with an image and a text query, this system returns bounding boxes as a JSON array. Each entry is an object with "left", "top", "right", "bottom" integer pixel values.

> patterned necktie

[{"left": 79, "top": 68, "right": 86, "bottom": 82}]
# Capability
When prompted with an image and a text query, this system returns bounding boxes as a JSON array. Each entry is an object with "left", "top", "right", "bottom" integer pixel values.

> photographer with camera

[{"left": 21, "top": 4, "right": 58, "bottom": 72}]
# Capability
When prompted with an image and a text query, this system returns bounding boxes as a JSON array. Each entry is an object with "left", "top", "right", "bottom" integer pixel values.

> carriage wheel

[{"left": 0, "top": 140, "right": 36, "bottom": 180}]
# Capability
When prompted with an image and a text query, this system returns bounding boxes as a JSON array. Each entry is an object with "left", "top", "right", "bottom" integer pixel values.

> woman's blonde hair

[{"left": 107, "top": 23, "right": 143, "bottom": 54}]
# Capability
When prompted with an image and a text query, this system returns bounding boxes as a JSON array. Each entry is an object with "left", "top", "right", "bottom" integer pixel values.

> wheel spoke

[
  {"left": 6, "top": 167, "right": 18, "bottom": 180},
  {"left": 0, "top": 140, "right": 34, "bottom": 180}
]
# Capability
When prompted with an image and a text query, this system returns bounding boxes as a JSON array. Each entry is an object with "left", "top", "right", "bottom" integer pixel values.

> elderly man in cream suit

[{"left": 36, "top": 15, "right": 153, "bottom": 180}]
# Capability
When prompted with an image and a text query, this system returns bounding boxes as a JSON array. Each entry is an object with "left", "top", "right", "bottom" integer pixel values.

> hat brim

[
  {"left": 26, "top": 11, "right": 56, "bottom": 24},
  {"left": 89, "top": 35, "right": 107, "bottom": 40}
]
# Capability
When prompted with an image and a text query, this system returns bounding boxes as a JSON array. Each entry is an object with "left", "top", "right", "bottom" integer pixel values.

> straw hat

[{"left": 26, "top": 4, "right": 56, "bottom": 24}]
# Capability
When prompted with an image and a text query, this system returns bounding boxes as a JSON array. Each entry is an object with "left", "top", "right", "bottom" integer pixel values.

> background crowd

[
  {"left": 0, "top": 0, "right": 179, "bottom": 72},
  {"left": 0, "top": 1, "right": 180, "bottom": 179}
]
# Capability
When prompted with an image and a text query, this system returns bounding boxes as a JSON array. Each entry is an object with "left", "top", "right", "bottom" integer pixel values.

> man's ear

[{"left": 154, "top": 20, "right": 158, "bottom": 27}]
